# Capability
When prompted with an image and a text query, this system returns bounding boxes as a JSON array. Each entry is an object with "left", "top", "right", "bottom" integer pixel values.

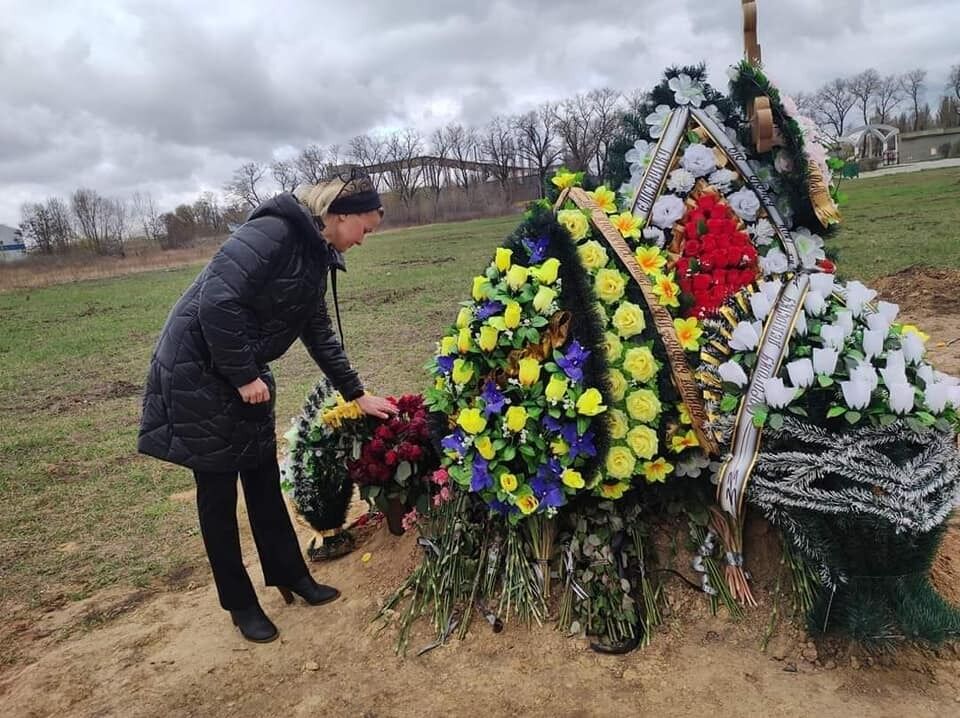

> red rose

[
  {"left": 385, "top": 450, "right": 398, "bottom": 467},
  {"left": 817, "top": 258, "right": 836, "bottom": 273},
  {"left": 684, "top": 239, "right": 702, "bottom": 256}
]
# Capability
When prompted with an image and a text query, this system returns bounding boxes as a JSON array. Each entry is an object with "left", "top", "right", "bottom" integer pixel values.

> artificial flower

[
  {"left": 599, "top": 481, "right": 630, "bottom": 499},
  {"left": 667, "top": 168, "right": 696, "bottom": 193},
  {"left": 458, "top": 326, "right": 473, "bottom": 353},
  {"left": 472, "top": 276, "right": 490, "bottom": 301},
  {"left": 557, "top": 340, "right": 590, "bottom": 382},
  {"left": 607, "top": 368, "right": 628, "bottom": 402},
  {"left": 457, "top": 408, "right": 487, "bottom": 434},
  {"left": 611, "top": 212, "right": 643, "bottom": 239},
  {"left": 551, "top": 170, "right": 579, "bottom": 190},
  {"left": 500, "top": 473, "right": 518, "bottom": 492},
  {"left": 495, "top": 247, "right": 513, "bottom": 272},
  {"left": 603, "top": 331, "right": 624, "bottom": 363},
  {"left": 595, "top": 268, "right": 627, "bottom": 304},
  {"left": 588, "top": 186, "right": 618, "bottom": 213},
  {"left": 517, "top": 493, "right": 539, "bottom": 515},
  {"left": 506, "top": 265, "right": 530, "bottom": 291},
  {"left": 644, "top": 104, "right": 672, "bottom": 139},
  {"left": 651, "top": 194, "right": 685, "bottom": 229},
  {"left": 681, "top": 143, "right": 717, "bottom": 177},
  {"left": 925, "top": 383, "right": 951, "bottom": 414},
  {"left": 561, "top": 469, "right": 585, "bottom": 489},
  {"left": 764, "top": 377, "right": 796, "bottom": 409},
  {"left": 718, "top": 360, "right": 749, "bottom": 387},
  {"left": 623, "top": 346, "right": 657, "bottom": 383},
  {"left": 452, "top": 359, "right": 475, "bottom": 385},
  {"left": 545, "top": 374, "right": 569, "bottom": 403},
  {"left": 901, "top": 332, "right": 926, "bottom": 365},
  {"left": 786, "top": 358, "right": 815, "bottom": 389},
  {"left": 557, "top": 209, "right": 590, "bottom": 241},
  {"left": 627, "top": 425, "right": 659, "bottom": 459},
  {"left": 532, "top": 286, "right": 557, "bottom": 313},
  {"left": 635, "top": 245, "right": 667, "bottom": 275},
  {"left": 625, "top": 139, "right": 654, "bottom": 172},
  {"left": 670, "top": 429, "right": 700, "bottom": 453},
  {"left": 578, "top": 240, "right": 609, "bottom": 271},
  {"left": 760, "top": 248, "right": 789, "bottom": 275},
  {"left": 840, "top": 380, "right": 872, "bottom": 410},
  {"left": 862, "top": 329, "right": 886, "bottom": 359},
  {"left": 652, "top": 273, "right": 681, "bottom": 308},
  {"left": 518, "top": 357, "right": 541, "bottom": 387},
  {"left": 456, "top": 307, "right": 473, "bottom": 329},
  {"left": 726, "top": 188, "right": 761, "bottom": 222},
  {"left": 576, "top": 388, "right": 607, "bottom": 416},
  {"left": 505, "top": 406, "right": 528, "bottom": 432},
  {"left": 668, "top": 73, "right": 705, "bottom": 107},
  {"left": 844, "top": 280, "right": 877, "bottom": 318},
  {"left": 478, "top": 325, "right": 499, "bottom": 352},
  {"left": 674, "top": 317, "right": 702, "bottom": 351},
  {"left": 440, "top": 336, "right": 457, "bottom": 355},
  {"left": 608, "top": 409, "right": 629, "bottom": 440},
  {"left": 606, "top": 446, "right": 636, "bottom": 480},
  {"left": 643, "top": 457, "right": 674, "bottom": 483},
  {"left": 793, "top": 227, "right": 825, "bottom": 269},
  {"left": 730, "top": 320, "right": 762, "bottom": 351},
  {"left": 626, "top": 389, "right": 661, "bottom": 423},
  {"left": 819, "top": 324, "right": 846, "bottom": 350},
  {"left": 612, "top": 301, "right": 647, "bottom": 338},
  {"left": 474, "top": 436, "right": 496, "bottom": 460},
  {"left": 888, "top": 383, "right": 915, "bottom": 415},
  {"left": 504, "top": 301, "right": 522, "bottom": 329},
  {"left": 812, "top": 347, "right": 839, "bottom": 376}
]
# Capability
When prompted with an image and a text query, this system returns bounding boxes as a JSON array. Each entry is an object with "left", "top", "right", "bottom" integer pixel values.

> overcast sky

[{"left": 1, "top": 0, "right": 957, "bottom": 227}]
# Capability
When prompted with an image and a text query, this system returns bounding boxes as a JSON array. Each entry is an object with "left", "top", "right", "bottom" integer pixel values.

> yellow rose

[
  {"left": 576, "top": 388, "right": 607, "bottom": 416},
  {"left": 532, "top": 257, "right": 561, "bottom": 285},
  {"left": 456, "top": 307, "right": 473, "bottom": 328},
  {"left": 478, "top": 325, "right": 499, "bottom": 352},
  {"left": 643, "top": 457, "right": 674, "bottom": 483},
  {"left": 626, "top": 389, "right": 662, "bottom": 423},
  {"left": 440, "top": 336, "right": 457, "bottom": 355},
  {"left": 599, "top": 481, "right": 629, "bottom": 499},
  {"left": 517, "top": 493, "right": 539, "bottom": 515},
  {"left": 505, "top": 405, "right": 528, "bottom": 432},
  {"left": 578, "top": 240, "right": 609, "bottom": 272},
  {"left": 495, "top": 247, "right": 513, "bottom": 272},
  {"left": 504, "top": 301, "right": 522, "bottom": 329},
  {"left": 557, "top": 209, "right": 590, "bottom": 241},
  {"left": 608, "top": 409, "right": 629, "bottom": 440},
  {"left": 518, "top": 358, "right": 541, "bottom": 387},
  {"left": 551, "top": 438, "right": 569, "bottom": 456},
  {"left": 475, "top": 435, "right": 496, "bottom": 460},
  {"left": 533, "top": 286, "right": 557, "bottom": 313},
  {"left": 506, "top": 265, "right": 530, "bottom": 291},
  {"left": 458, "top": 326, "right": 473, "bottom": 353},
  {"left": 452, "top": 359, "right": 474, "bottom": 385},
  {"left": 545, "top": 374, "right": 569, "bottom": 403},
  {"left": 561, "top": 469, "right": 585, "bottom": 489},
  {"left": 606, "top": 445, "right": 636, "bottom": 480},
  {"left": 612, "top": 301, "right": 646, "bottom": 338},
  {"left": 607, "top": 368, "right": 628, "bottom": 402},
  {"left": 472, "top": 276, "right": 490, "bottom": 301},
  {"left": 602, "top": 332, "right": 624, "bottom": 364},
  {"left": 623, "top": 347, "right": 657, "bottom": 383},
  {"left": 595, "top": 268, "right": 626, "bottom": 304},
  {"left": 627, "top": 425, "right": 659, "bottom": 460},
  {"left": 457, "top": 408, "right": 487, "bottom": 434},
  {"left": 500, "top": 473, "right": 518, "bottom": 492}
]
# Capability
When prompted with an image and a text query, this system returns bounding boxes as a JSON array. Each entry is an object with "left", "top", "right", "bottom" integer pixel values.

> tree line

[{"left": 18, "top": 63, "right": 960, "bottom": 257}]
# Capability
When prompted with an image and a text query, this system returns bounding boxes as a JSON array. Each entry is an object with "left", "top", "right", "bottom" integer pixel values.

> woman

[{"left": 137, "top": 169, "right": 397, "bottom": 643}]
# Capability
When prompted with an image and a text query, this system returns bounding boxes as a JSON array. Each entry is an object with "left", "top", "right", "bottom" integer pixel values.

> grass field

[{"left": 0, "top": 168, "right": 957, "bottom": 639}]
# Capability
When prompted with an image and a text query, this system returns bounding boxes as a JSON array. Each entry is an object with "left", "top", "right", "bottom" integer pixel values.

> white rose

[
  {"left": 760, "top": 247, "right": 789, "bottom": 275},
  {"left": 727, "top": 188, "right": 762, "bottom": 222},
  {"left": 651, "top": 194, "right": 686, "bottom": 229},
  {"left": 682, "top": 144, "right": 718, "bottom": 178}
]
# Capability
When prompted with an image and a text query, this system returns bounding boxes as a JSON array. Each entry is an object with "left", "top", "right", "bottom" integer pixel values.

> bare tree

[
  {"left": 900, "top": 69, "right": 927, "bottom": 131},
  {"left": 874, "top": 74, "right": 904, "bottom": 124},
  {"left": 224, "top": 162, "right": 267, "bottom": 209},
  {"left": 271, "top": 159, "right": 299, "bottom": 192},
  {"left": 19, "top": 198, "right": 73, "bottom": 254},
  {"left": 381, "top": 128, "right": 424, "bottom": 209},
  {"left": 72, "top": 188, "right": 118, "bottom": 255},
  {"left": 444, "top": 123, "right": 480, "bottom": 193},
  {"left": 192, "top": 191, "right": 225, "bottom": 235},
  {"left": 589, "top": 87, "right": 625, "bottom": 178},
  {"left": 554, "top": 92, "right": 598, "bottom": 173},
  {"left": 514, "top": 103, "right": 563, "bottom": 198},
  {"left": 950, "top": 63, "right": 960, "bottom": 104},
  {"left": 295, "top": 144, "right": 327, "bottom": 184},
  {"left": 423, "top": 127, "right": 452, "bottom": 215},
  {"left": 849, "top": 69, "right": 881, "bottom": 126},
  {"left": 107, "top": 197, "right": 128, "bottom": 256},
  {"left": 132, "top": 191, "right": 164, "bottom": 244},
  {"left": 625, "top": 88, "right": 648, "bottom": 119},
  {"left": 348, "top": 134, "right": 387, "bottom": 190},
  {"left": 814, "top": 78, "right": 856, "bottom": 139},
  {"left": 792, "top": 91, "right": 820, "bottom": 119},
  {"left": 482, "top": 116, "right": 518, "bottom": 200}
]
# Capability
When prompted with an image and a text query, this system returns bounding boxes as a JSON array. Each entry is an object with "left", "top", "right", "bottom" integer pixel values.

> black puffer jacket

[{"left": 137, "top": 192, "right": 364, "bottom": 472}]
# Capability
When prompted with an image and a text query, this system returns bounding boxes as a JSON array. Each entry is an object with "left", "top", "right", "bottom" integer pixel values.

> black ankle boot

[
  {"left": 277, "top": 574, "right": 340, "bottom": 606},
  {"left": 229, "top": 605, "right": 278, "bottom": 643}
]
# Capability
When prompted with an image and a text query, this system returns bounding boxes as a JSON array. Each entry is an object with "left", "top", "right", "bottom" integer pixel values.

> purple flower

[
  {"left": 481, "top": 380, "right": 507, "bottom": 417},
  {"left": 523, "top": 236, "right": 550, "bottom": 264},
  {"left": 542, "top": 415, "right": 564, "bottom": 434},
  {"left": 559, "top": 424, "right": 597, "bottom": 459},
  {"left": 441, "top": 429, "right": 466, "bottom": 456},
  {"left": 476, "top": 300, "right": 505, "bottom": 322},
  {"left": 532, "top": 463, "right": 565, "bottom": 508},
  {"left": 471, "top": 457, "right": 492, "bottom": 492},
  {"left": 557, "top": 340, "right": 591, "bottom": 383},
  {"left": 488, "top": 499, "right": 517, "bottom": 517},
  {"left": 436, "top": 355, "right": 454, "bottom": 375}
]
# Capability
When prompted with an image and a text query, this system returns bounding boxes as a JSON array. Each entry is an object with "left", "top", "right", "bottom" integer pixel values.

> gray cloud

[{"left": 1, "top": 0, "right": 957, "bottom": 225}]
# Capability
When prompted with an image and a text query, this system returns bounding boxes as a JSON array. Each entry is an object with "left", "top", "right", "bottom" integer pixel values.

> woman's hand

[
  {"left": 238, "top": 378, "right": 270, "bottom": 404},
  {"left": 356, "top": 393, "right": 398, "bottom": 419}
]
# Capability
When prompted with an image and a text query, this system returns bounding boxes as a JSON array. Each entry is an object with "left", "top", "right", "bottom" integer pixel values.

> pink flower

[
  {"left": 401, "top": 508, "right": 421, "bottom": 532},
  {"left": 433, "top": 486, "right": 453, "bottom": 507},
  {"left": 431, "top": 468, "right": 450, "bottom": 486}
]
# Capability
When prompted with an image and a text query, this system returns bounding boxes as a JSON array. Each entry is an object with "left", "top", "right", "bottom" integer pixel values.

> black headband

[{"left": 328, "top": 189, "right": 382, "bottom": 215}]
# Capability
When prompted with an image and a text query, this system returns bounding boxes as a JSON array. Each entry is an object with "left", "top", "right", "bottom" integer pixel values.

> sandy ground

[{"left": 3, "top": 267, "right": 960, "bottom": 718}]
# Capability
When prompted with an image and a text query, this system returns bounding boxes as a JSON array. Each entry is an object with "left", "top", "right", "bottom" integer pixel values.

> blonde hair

[{"left": 293, "top": 179, "right": 347, "bottom": 222}]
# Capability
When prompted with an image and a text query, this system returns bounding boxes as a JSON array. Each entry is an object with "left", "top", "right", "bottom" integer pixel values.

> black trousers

[{"left": 193, "top": 459, "right": 309, "bottom": 610}]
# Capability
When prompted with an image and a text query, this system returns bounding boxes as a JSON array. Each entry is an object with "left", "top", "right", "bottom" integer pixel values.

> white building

[{"left": 0, "top": 224, "right": 27, "bottom": 262}]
